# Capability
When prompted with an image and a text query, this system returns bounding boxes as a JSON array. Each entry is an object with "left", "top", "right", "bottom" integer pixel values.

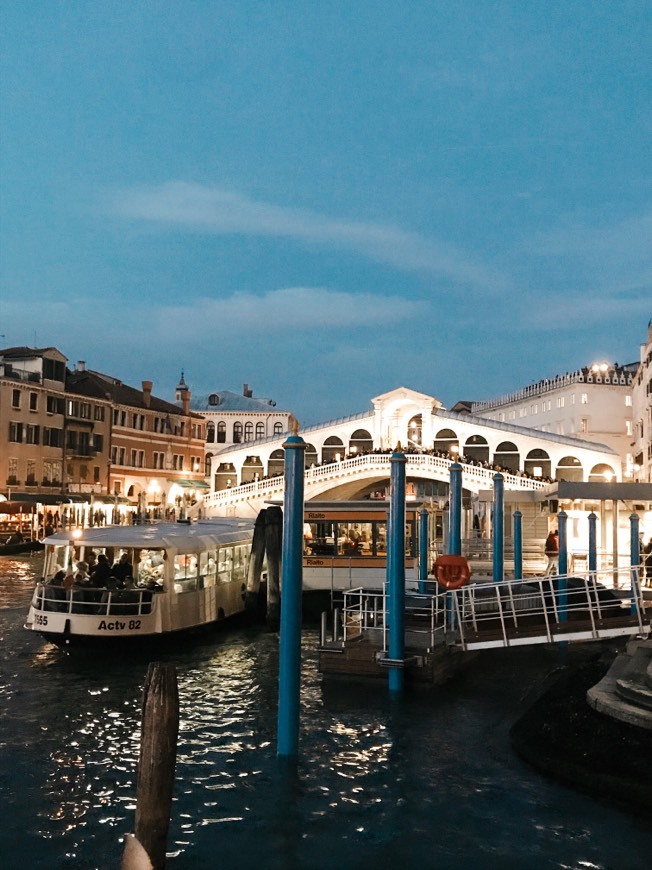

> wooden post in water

[
  {"left": 246, "top": 508, "right": 267, "bottom": 611},
  {"left": 265, "top": 505, "right": 283, "bottom": 629},
  {"left": 134, "top": 662, "right": 179, "bottom": 870}
]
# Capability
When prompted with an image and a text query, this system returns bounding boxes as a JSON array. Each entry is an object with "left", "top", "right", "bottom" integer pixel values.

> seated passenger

[
  {"left": 111, "top": 552, "right": 133, "bottom": 586},
  {"left": 91, "top": 553, "right": 112, "bottom": 588}
]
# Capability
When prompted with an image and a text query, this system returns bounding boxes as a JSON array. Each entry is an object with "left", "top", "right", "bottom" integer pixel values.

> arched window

[
  {"left": 206, "top": 422, "right": 215, "bottom": 443},
  {"left": 217, "top": 421, "right": 226, "bottom": 443},
  {"left": 273, "top": 421, "right": 283, "bottom": 435},
  {"left": 204, "top": 452, "right": 213, "bottom": 476},
  {"left": 233, "top": 422, "right": 243, "bottom": 443},
  {"left": 256, "top": 422, "right": 265, "bottom": 439},
  {"left": 242, "top": 455, "right": 264, "bottom": 483},
  {"left": 407, "top": 415, "right": 422, "bottom": 446},
  {"left": 244, "top": 422, "right": 254, "bottom": 441},
  {"left": 304, "top": 443, "right": 318, "bottom": 469},
  {"left": 208, "top": 393, "right": 220, "bottom": 406}
]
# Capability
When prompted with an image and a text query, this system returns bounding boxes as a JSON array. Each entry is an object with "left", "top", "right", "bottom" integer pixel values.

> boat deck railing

[
  {"left": 336, "top": 566, "right": 649, "bottom": 652},
  {"left": 31, "top": 584, "right": 158, "bottom": 617}
]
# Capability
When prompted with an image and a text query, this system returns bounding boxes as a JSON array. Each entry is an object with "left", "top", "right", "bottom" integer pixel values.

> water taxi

[{"left": 25, "top": 519, "right": 255, "bottom": 643}]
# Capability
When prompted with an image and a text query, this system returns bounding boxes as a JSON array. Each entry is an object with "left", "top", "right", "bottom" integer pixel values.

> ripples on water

[{"left": 1, "top": 555, "right": 650, "bottom": 869}]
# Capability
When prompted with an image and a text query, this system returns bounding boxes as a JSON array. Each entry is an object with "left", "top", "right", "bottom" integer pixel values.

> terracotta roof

[{"left": 66, "top": 369, "right": 200, "bottom": 417}]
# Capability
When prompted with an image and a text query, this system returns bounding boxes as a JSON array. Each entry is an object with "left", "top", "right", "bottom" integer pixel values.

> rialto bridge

[{"left": 200, "top": 388, "right": 620, "bottom": 519}]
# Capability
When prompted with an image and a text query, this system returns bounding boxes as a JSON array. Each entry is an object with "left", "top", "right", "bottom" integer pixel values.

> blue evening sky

[{"left": 1, "top": 1, "right": 650, "bottom": 423}]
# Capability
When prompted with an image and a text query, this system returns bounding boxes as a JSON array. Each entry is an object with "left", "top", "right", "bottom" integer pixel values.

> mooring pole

[
  {"left": 134, "top": 662, "right": 179, "bottom": 870},
  {"left": 588, "top": 512, "right": 597, "bottom": 574},
  {"left": 630, "top": 513, "right": 640, "bottom": 617},
  {"left": 492, "top": 473, "right": 504, "bottom": 582},
  {"left": 387, "top": 445, "right": 407, "bottom": 694},
  {"left": 277, "top": 424, "right": 306, "bottom": 758},
  {"left": 418, "top": 505, "right": 428, "bottom": 594},
  {"left": 557, "top": 510, "right": 568, "bottom": 622},
  {"left": 246, "top": 508, "right": 267, "bottom": 611},
  {"left": 448, "top": 462, "right": 462, "bottom": 556},
  {"left": 513, "top": 509, "right": 522, "bottom": 581}
]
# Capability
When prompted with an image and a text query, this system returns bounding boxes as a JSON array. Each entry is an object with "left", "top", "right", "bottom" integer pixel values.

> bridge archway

[
  {"left": 322, "top": 435, "right": 344, "bottom": 463},
  {"left": 524, "top": 449, "right": 551, "bottom": 479},
  {"left": 268, "top": 449, "right": 284, "bottom": 477},
  {"left": 407, "top": 415, "right": 422, "bottom": 446},
  {"left": 304, "top": 443, "right": 319, "bottom": 468},
  {"left": 589, "top": 462, "right": 617, "bottom": 482},
  {"left": 214, "top": 462, "right": 237, "bottom": 491},
  {"left": 349, "top": 429, "right": 373, "bottom": 454},
  {"left": 556, "top": 455, "right": 583, "bottom": 482},
  {"left": 493, "top": 441, "right": 520, "bottom": 473},
  {"left": 464, "top": 434, "right": 489, "bottom": 463},
  {"left": 242, "top": 456, "right": 264, "bottom": 483},
  {"left": 433, "top": 428, "right": 458, "bottom": 454}
]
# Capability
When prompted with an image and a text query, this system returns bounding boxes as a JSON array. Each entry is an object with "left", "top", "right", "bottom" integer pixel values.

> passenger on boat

[
  {"left": 74, "top": 561, "right": 91, "bottom": 585},
  {"left": 90, "top": 554, "right": 112, "bottom": 588},
  {"left": 111, "top": 553, "right": 133, "bottom": 585}
]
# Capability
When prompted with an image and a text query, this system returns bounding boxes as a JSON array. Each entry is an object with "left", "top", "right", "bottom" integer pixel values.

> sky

[{"left": 1, "top": 1, "right": 650, "bottom": 424}]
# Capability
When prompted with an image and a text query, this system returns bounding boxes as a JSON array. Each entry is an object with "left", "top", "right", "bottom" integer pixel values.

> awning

[
  {"left": 0, "top": 501, "right": 38, "bottom": 515},
  {"left": 0, "top": 492, "right": 88, "bottom": 505},
  {"left": 168, "top": 479, "right": 210, "bottom": 489}
]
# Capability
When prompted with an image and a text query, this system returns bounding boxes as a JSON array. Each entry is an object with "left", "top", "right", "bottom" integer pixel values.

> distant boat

[
  {"left": 0, "top": 538, "right": 44, "bottom": 556},
  {"left": 24, "top": 519, "right": 256, "bottom": 644}
]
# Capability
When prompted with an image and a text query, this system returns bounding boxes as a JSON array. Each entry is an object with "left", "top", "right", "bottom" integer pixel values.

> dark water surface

[{"left": 1, "top": 554, "right": 650, "bottom": 869}]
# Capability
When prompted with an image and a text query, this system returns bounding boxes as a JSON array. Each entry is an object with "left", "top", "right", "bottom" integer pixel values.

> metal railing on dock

[{"left": 333, "top": 566, "right": 649, "bottom": 654}]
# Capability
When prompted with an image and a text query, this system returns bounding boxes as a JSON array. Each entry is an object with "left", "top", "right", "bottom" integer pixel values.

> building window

[
  {"left": 26, "top": 424, "right": 40, "bottom": 445},
  {"left": 80, "top": 402, "right": 92, "bottom": 419},
  {"left": 625, "top": 395, "right": 632, "bottom": 406},
  {"left": 217, "top": 422, "right": 226, "bottom": 442},
  {"left": 67, "top": 399, "right": 79, "bottom": 417},
  {"left": 206, "top": 422, "right": 215, "bottom": 443},
  {"left": 556, "top": 397, "right": 565, "bottom": 408},
  {"left": 581, "top": 417, "right": 588, "bottom": 433},
  {"left": 29, "top": 392, "right": 38, "bottom": 411},
  {"left": 273, "top": 422, "right": 283, "bottom": 435},
  {"left": 256, "top": 422, "right": 265, "bottom": 438},
  {"left": 244, "top": 422, "right": 254, "bottom": 441},
  {"left": 26, "top": 460, "right": 36, "bottom": 484},
  {"left": 581, "top": 393, "right": 588, "bottom": 404},
  {"left": 7, "top": 457, "right": 18, "bottom": 483},
  {"left": 94, "top": 405, "right": 105, "bottom": 421},
  {"left": 626, "top": 420, "right": 633, "bottom": 436},
  {"left": 234, "top": 422, "right": 243, "bottom": 443},
  {"left": 11, "top": 389, "right": 21, "bottom": 409},
  {"left": 208, "top": 393, "right": 220, "bottom": 406},
  {"left": 9, "top": 421, "right": 23, "bottom": 443},
  {"left": 205, "top": 453, "right": 213, "bottom": 476},
  {"left": 94, "top": 466, "right": 100, "bottom": 483},
  {"left": 46, "top": 395, "right": 64, "bottom": 414}
]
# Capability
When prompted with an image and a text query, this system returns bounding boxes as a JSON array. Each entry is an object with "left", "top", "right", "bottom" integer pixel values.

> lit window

[
  {"left": 581, "top": 393, "right": 588, "bottom": 404},
  {"left": 625, "top": 395, "right": 632, "bottom": 406}
]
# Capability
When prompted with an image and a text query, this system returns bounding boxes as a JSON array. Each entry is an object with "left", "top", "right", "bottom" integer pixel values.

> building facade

[
  {"left": 67, "top": 366, "right": 207, "bottom": 516},
  {"left": 632, "top": 320, "right": 652, "bottom": 483},
  {"left": 468, "top": 361, "right": 637, "bottom": 472},
  {"left": 191, "top": 384, "right": 294, "bottom": 479}
]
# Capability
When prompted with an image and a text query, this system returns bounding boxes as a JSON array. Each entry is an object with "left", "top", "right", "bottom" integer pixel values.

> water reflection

[{"left": 1, "top": 555, "right": 651, "bottom": 869}]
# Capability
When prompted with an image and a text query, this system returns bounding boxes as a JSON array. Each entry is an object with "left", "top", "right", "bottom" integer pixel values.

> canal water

[{"left": 0, "top": 553, "right": 650, "bottom": 870}]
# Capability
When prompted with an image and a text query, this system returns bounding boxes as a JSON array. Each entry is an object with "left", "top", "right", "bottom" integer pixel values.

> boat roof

[{"left": 43, "top": 519, "right": 255, "bottom": 551}]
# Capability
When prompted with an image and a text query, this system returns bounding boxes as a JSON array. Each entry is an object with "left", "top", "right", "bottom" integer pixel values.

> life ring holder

[{"left": 431, "top": 555, "right": 471, "bottom": 590}]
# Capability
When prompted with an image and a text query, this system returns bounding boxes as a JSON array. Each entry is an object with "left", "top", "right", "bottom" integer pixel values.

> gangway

[{"left": 322, "top": 566, "right": 649, "bottom": 664}]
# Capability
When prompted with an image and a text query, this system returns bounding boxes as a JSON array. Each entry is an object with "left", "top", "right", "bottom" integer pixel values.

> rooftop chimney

[
  {"left": 142, "top": 380, "right": 153, "bottom": 408},
  {"left": 77, "top": 360, "right": 86, "bottom": 372},
  {"left": 243, "top": 383, "right": 253, "bottom": 398}
]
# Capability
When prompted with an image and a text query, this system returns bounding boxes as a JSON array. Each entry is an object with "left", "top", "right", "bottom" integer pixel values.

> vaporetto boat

[{"left": 25, "top": 519, "right": 256, "bottom": 643}]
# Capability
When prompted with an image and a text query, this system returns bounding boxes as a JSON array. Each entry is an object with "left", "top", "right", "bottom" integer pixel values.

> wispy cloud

[{"left": 108, "top": 181, "right": 507, "bottom": 290}]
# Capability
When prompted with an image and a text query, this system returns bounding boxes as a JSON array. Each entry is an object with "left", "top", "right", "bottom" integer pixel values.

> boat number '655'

[
  {"left": 34, "top": 614, "right": 48, "bottom": 626},
  {"left": 97, "top": 619, "right": 142, "bottom": 631}
]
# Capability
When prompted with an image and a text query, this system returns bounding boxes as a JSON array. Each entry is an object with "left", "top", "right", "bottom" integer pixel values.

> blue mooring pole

[
  {"left": 276, "top": 426, "right": 307, "bottom": 758},
  {"left": 492, "top": 473, "right": 504, "bottom": 582},
  {"left": 630, "top": 513, "right": 640, "bottom": 617},
  {"left": 513, "top": 510, "right": 522, "bottom": 581},
  {"left": 588, "top": 512, "right": 597, "bottom": 574},
  {"left": 418, "top": 506, "right": 428, "bottom": 594},
  {"left": 387, "top": 446, "right": 407, "bottom": 694},
  {"left": 449, "top": 462, "right": 462, "bottom": 556},
  {"left": 557, "top": 511, "right": 568, "bottom": 623}
]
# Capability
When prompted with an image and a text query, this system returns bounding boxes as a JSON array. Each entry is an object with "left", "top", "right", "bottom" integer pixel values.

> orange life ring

[{"left": 431, "top": 555, "right": 471, "bottom": 590}]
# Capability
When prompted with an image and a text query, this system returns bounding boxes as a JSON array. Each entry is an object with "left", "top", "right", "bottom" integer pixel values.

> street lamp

[{"left": 68, "top": 527, "right": 82, "bottom": 570}]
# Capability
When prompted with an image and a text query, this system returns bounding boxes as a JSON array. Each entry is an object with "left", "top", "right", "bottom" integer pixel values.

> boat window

[
  {"left": 138, "top": 549, "right": 166, "bottom": 585},
  {"left": 218, "top": 546, "right": 234, "bottom": 582},
  {"left": 199, "top": 550, "right": 218, "bottom": 588},
  {"left": 232, "top": 545, "right": 247, "bottom": 584},
  {"left": 303, "top": 519, "right": 413, "bottom": 558}
]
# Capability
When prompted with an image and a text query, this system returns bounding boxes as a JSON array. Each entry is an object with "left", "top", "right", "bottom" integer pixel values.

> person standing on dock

[{"left": 544, "top": 529, "right": 559, "bottom": 576}]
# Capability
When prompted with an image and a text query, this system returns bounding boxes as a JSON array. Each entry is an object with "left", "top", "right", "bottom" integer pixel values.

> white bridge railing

[{"left": 202, "top": 453, "right": 548, "bottom": 514}]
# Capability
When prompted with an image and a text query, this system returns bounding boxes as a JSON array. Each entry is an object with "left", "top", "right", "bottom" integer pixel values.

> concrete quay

[{"left": 587, "top": 638, "right": 652, "bottom": 730}]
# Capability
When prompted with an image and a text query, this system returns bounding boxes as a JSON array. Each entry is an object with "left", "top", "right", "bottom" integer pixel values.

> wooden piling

[
  {"left": 245, "top": 508, "right": 267, "bottom": 610},
  {"left": 265, "top": 505, "right": 283, "bottom": 629},
  {"left": 134, "top": 662, "right": 179, "bottom": 870}
]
